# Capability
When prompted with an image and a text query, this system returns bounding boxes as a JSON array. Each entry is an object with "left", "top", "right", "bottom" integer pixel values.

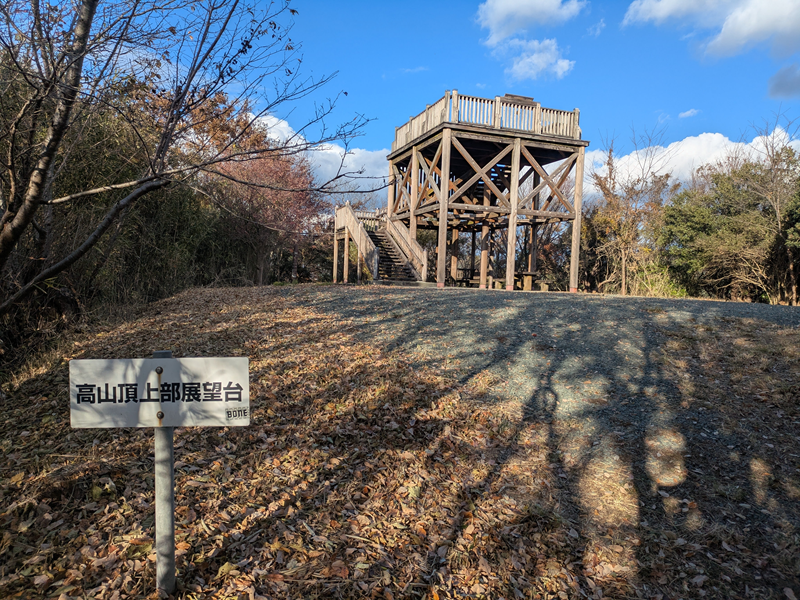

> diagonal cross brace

[
  {"left": 520, "top": 152, "right": 577, "bottom": 211},
  {"left": 392, "top": 164, "right": 412, "bottom": 213},
  {"left": 417, "top": 142, "right": 443, "bottom": 207},
  {"left": 451, "top": 136, "right": 512, "bottom": 208},
  {"left": 521, "top": 146, "right": 576, "bottom": 214}
]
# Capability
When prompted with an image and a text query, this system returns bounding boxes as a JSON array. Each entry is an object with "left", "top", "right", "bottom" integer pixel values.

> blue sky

[{"left": 271, "top": 0, "right": 800, "bottom": 193}]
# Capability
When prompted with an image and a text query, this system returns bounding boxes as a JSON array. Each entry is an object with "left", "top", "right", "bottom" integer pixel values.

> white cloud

[
  {"left": 678, "top": 108, "right": 699, "bottom": 118},
  {"left": 477, "top": 0, "right": 586, "bottom": 46},
  {"left": 623, "top": 0, "right": 736, "bottom": 27},
  {"left": 255, "top": 114, "right": 388, "bottom": 194},
  {"left": 587, "top": 18, "right": 606, "bottom": 37},
  {"left": 258, "top": 114, "right": 298, "bottom": 144},
  {"left": 707, "top": 0, "right": 800, "bottom": 56},
  {"left": 585, "top": 128, "right": 800, "bottom": 196},
  {"left": 769, "top": 63, "right": 800, "bottom": 98},
  {"left": 623, "top": 0, "right": 800, "bottom": 56},
  {"left": 309, "top": 144, "right": 389, "bottom": 191},
  {"left": 505, "top": 38, "right": 575, "bottom": 80}
]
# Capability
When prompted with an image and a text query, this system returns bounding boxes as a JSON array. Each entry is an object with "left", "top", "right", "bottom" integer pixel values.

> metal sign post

[
  {"left": 69, "top": 352, "right": 250, "bottom": 594},
  {"left": 152, "top": 350, "right": 176, "bottom": 593}
]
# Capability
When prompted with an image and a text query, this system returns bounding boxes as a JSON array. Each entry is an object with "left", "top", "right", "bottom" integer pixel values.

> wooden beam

[
  {"left": 333, "top": 235, "right": 339, "bottom": 283},
  {"left": 437, "top": 129, "right": 452, "bottom": 287},
  {"left": 452, "top": 136, "right": 510, "bottom": 207},
  {"left": 389, "top": 130, "right": 444, "bottom": 163},
  {"left": 387, "top": 159, "right": 396, "bottom": 217},
  {"left": 343, "top": 228, "right": 350, "bottom": 283},
  {"left": 422, "top": 151, "right": 463, "bottom": 201},
  {"left": 448, "top": 202, "right": 510, "bottom": 213},
  {"left": 529, "top": 171, "right": 539, "bottom": 274},
  {"left": 480, "top": 187, "right": 490, "bottom": 289},
  {"left": 417, "top": 142, "right": 442, "bottom": 209},
  {"left": 520, "top": 152, "right": 576, "bottom": 209},
  {"left": 517, "top": 208, "right": 574, "bottom": 219},
  {"left": 540, "top": 156, "right": 577, "bottom": 213},
  {"left": 387, "top": 120, "right": 588, "bottom": 161},
  {"left": 470, "top": 230, "right": 476, "bottom": 278},
  {"left": 415, "top": 204, "right": 442, "bottom": 216},
  {"left": 506, "top": 137, "right": 521, "bottom": 290},
  {"left": 410, "top": 146, "right": 419, "bottom": 240},
  {"left": 450, "top": 228, "right": 459, "bottom": 280},
  {"left": 392, "top": 163, "right": 412, "bottom": 215},
  {"left": 448, "top": 141, "right": 512, "bottom": 203},
  {"left": 569, "top": 145, "right": 585, "bottom": 292},
  {"left": 521, "top": 146, "right": 573, "bottom": 213}
]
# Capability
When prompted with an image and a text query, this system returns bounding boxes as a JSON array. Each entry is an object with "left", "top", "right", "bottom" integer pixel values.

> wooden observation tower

[{"left": 334, "top": 91, "right": 589, "bottom": 291}]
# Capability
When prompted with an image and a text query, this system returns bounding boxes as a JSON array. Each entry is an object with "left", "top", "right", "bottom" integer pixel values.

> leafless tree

[
  {"left": 590, "top": 128, "right": 678, "bottom": 295},
  {"left": 728, "top": 116, "right": 800, "bottom": 304},
  {"left": 0, "top": 0, "right": 367, "bottom": 314}
]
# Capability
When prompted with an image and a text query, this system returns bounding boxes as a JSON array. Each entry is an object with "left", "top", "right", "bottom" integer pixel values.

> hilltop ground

[{"left": 1, "top": 285, "right": 799, "bottom": 600}]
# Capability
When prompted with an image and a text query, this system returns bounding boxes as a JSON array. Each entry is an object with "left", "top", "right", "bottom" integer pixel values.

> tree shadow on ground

[
  {"left": 1, "top": 285, "right": 798, "bottom": 599},
  {"left": 303, "top": 285, "right": 800, "bottom": 598}
]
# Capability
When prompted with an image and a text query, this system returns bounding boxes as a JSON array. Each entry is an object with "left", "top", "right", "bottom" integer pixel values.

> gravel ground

[
  {"left": 290, "top": 285, "right": 800, "bottom": 417},
  {"left": 283, "top": 285, "right": 800, "bottom": 595}
]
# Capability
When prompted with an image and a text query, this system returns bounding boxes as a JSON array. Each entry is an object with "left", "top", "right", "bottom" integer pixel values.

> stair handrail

[
  {"left": 385, "top": 218, "right": 428, "bottom": 281},
  {"left": 335, "top": 203, "right": 380, "bottom": 279}
]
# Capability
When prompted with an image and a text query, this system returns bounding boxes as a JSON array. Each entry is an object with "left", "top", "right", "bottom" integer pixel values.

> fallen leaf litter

[{"left": 1, "top": 285, "right": 799, "bottom": 599}]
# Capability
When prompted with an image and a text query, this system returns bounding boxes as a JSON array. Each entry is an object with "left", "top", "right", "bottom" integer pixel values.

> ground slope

[{"left": 1, "top": 285, "right": 798, "bottom": 600}]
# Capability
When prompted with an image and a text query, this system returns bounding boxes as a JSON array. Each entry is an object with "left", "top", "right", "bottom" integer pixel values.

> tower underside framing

[{"left": 386, "top": 92, "right": 589, "bottom": 291}]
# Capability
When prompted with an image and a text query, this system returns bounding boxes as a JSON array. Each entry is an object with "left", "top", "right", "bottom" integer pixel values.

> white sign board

[{"left": 70, "top": 357, "right": 250, "bottom": 428}]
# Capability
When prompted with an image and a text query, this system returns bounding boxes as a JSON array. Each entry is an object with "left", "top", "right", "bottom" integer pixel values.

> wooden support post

[
  {"left": 333, "top": 237, "right": 339, "bottom": 283},
  {"left": 479, "top": 228, "right": 489, "bottom": 288},
  {"left": 530, "top": 172, "right": 539, "bottom": 274},
  {"left": 572, "top": 108, "right": 581, "bottom": 139},
  {"left": 436, "top": 129, "right": 452, "bottom": 288},
  {"left": 528, "top": 224, "right": 537, "bottom": 272},
  {"left": 387, "top": 159, "right": 396, "bottom": 217},
  {"left": 506, "top": 137, "right": 521, "bottom": 290},
  {"left": 524, "top": 225, "right": 531, "bottom": 272},
  {"left": 410, "top": 147, "right": 419, "bottom": 240},
  {"left": 470, "top": 231, "right": 476, "bottom": 279},
  {"left": 357, "top": 249, "right": 363, "bottom": 284},
  {"left": 450, "top": 228, "right": 459, "bottom": 281},
  {"left": 343, "top": 228, "right": 350, "bottom": 284},
  {"left": 479, "top": 187, "right": 490, "bottom": 289},
  {"left": 569, "top": 146, "right": 585, "bottom": 292}
]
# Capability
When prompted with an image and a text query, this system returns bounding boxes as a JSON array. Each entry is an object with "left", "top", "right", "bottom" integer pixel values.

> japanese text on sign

[{"left": 70, "top": 357, "right": 250, "bottom": 428}]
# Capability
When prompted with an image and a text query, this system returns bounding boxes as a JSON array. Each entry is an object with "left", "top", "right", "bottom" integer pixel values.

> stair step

[{"left": 364, "top": 228, "right": 421, "bottom": 283}]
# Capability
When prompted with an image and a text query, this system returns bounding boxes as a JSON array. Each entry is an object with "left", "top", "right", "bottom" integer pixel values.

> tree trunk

[
  {"left": 291, "top": 238, "right": 299, "bottom": 283},
  {"left": 621, "top": 252, "right": 627, "bottom": 296},
  {"left": 0, "top": 179, "right": 167, "bottom": 315},
  {"left": 255, "top": 245, "right": 265, "bottom": 286},
  {"left": 0, "top": 0, "right": 99, "bottom": 272},
  {"left": 788, "top": 246, "right": 797, "bottom": 306},
  {"left": 265, "top": 248, "right": 275, "bottom": 284}
]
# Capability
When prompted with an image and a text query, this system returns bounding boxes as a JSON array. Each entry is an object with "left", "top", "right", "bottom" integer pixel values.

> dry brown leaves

[{"left": 0, "top": 287, "right": 798, "bottom": 600}]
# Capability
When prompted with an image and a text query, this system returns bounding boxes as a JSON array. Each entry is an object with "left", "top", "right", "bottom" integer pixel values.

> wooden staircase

[
  {"left": 368, "top": 230, "right": 417, "bottom": 283},
  {"left": 334, "top": 203, "right": 428, "bottom": 285}
]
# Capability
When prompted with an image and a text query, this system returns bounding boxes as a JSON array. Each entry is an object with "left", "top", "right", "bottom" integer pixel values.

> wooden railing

[
  {"left": 392, "top": 90, "right": 581, "bottom": 151},
  {"left": 385, "top": 218, "right": 428, "bottom": 281},
  {"left": 335, "top": 203, "right": 379, "bottom": 279},
  {"left": 353, "top": 209, "right": 382, "bottom": 231}
]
